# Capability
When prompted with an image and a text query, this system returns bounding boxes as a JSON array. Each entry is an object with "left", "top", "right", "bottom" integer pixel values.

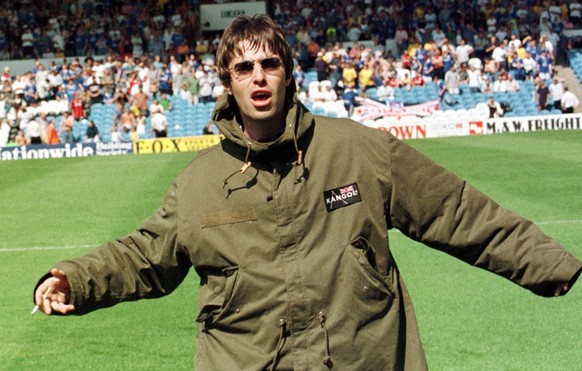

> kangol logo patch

[{"left": 323, "top": 183, "right": 362, "bottom": 212}]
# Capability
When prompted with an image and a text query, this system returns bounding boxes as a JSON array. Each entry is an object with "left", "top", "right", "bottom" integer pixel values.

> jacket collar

[{"left": 212, "top": 78, "right": 314, "bottom": 156}]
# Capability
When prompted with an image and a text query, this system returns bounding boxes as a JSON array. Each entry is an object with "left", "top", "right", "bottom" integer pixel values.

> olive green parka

[{"left": 51, "top": 84, "right": 581, "bottom": 370}]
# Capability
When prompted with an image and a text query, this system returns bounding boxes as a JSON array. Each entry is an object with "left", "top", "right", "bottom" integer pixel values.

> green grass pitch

[{"left": 1, "top": 130, "right": 580, "bottom": 370}]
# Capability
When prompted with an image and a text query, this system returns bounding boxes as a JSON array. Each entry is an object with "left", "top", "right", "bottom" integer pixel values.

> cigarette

[{"left": 31, "top": 286, "right": 55, "bottom": 315}]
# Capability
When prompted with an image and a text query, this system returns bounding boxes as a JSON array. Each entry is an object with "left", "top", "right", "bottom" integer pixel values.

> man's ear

[{"left": 285, "top": 76, "right": 292, "bottom": 87}]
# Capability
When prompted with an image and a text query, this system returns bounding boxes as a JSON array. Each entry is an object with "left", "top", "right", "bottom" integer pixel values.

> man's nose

[{"left": 251, "top": 62, "right": 267, "bottom": 81}]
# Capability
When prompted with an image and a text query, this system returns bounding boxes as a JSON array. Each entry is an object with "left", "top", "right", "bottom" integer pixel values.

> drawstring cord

[
  {"left": 289, "top": 122, "right": 307, "bottom": 183},
  {"left": 270, "top": 319, "right": 287, "bottom": 371},
  {"left": 318, "top": 311, "right": 333, "bottom": 368},
  {"left": 223, "top": 120, "right": 307, "bottom": 190},
  {"left": 223, "top": 142, "right": 252, "bottom": 188}
]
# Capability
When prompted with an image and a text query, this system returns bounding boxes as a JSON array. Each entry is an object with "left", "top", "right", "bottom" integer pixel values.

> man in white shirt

[
  {"left": 455, "top": 39, "right": 474, "bottom": 65},
  {"left": 27, "top": 116, "right": 42, "bottom": 144},
  {"left": 493, "top": 74, "right": 508, "bottom": 93},
  {"left": 505, "top": 74, "right": 519, "bottom": 93},
  {"left": 561, "top": 87, "right": 579, "bottom": 113},
  {"left": 548, "top": 77, "right": 564, "bottom": 110}
]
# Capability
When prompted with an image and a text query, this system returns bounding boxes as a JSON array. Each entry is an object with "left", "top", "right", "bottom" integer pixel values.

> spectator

[
  {"left": 394, "top": 25, "right": 409, "bottom": 59},
  {"left": 536, "top": 79, "right": 550, "bottom": 111},
  {"left": 202, "top": 121, "right": 214, "bottom": 135},
  {"left": 70, "top": 92, "right": 85, "bottom": 120},
  {"left": 110, "top": 126, "right": 122, "bottom": 143},
  {"left": 212, "top": 80, "right": 225, "bottom": 102},
  {"left": 46, "top": 119, "right": 60, "bottom": 145},
  {"left": 409, "top": 73, "right": 425, "bottom": 88},
  {"left": 343, "top": 82, "right": 358, "bottom": 115},
  {"left": 118, "top": 108, "right": 136, "bottom": 133},
  {"left": 549, "top": 77, "right": 564, "bottom": 111},
  {"left": 198, "top": 70, "right": 214, "bottom": 104},
  {"left": 158, "top": 92, "right": 173, "bottom": 112},
  {"left": 455, "top": 38, "right": 474, "bottom": 66},
  {"left": 492, "top": 39, "right": 508, "bottom": 71},
  {"left": 85, "top": 120, "right": 100, "bottom": 143},
  {"left": 130, "top": 84, "right": 149, "bottom": 116},
  {"left": 27, "top": 116, "right": 42, "bottom": 145},
  {"left": 493, "top": 74, "right": 508, "bottom": 93},
  {"left": 444, "top": 64, "right": 460, "bottom": 95},
  {"left": 358, "top": 61, "right": 376, "bottom": 92},
  {"left": 15, "top": 129, "right": 29, "bottom": 146},
  {"left": 486, "top": 96, "right": 504, "bottom": 118},
  {"left": 561, "top": 87, "right": 579, "bottom": 113},
  {"left": 292, "top": 64, "right": 306, "bottom": 91},
  {"left": 150, "top": 111, "right": 168, "bottom": 138},
  {"left": 505, "top": 74, "right": 520, "bottom": 93},
  {"left": 537, "top": 50, "right": 553, "bottom": 80},
  {"left": 60, "top": 111, "right": 75, "bottom": 144},
  {"left": 377, "top": 78, "right": 395, "bottom": 103},
  {"left": 523, "top": 53, "right": 537, "bottom": 80},
  {"left": 432, "top": 75, "right": 445, "bottom": 101},
  {"left": 314, "top": 52, "right": 328, "bottom": 82},
  {"left": 341, "top": 61, "right": 357, "bottom": 89},
  {"left": 467, "top": 64, "right": 482, "bottom": 93}
]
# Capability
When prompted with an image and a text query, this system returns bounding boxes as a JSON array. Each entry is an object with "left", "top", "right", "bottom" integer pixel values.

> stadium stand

[{"left": 0, "top": 0, "right": 581, "bottom": 147}]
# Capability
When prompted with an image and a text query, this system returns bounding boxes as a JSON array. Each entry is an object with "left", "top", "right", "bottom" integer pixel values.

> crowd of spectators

[
  {"left": 1, "top": 0, "right": 582, "bottom": 146},
  {"left": 281, "top": 0, "right": 582, "bottom": 116}
]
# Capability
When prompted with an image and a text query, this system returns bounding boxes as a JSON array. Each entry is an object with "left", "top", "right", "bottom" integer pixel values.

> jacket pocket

[
  {"left": 348, "top": 236, "right": 395, "bottom": 299},
  {"left": 196, "top": 266, "right": 239, "bottom": 329},
  {"left": 200, "top": 207, "right": 257, "bottom": 228}
]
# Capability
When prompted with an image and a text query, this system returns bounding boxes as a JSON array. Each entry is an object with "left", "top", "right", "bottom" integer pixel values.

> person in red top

[
  {"left": 401, "top": 52, "right": 412, "bottom": 70},
  {"left": 70, "top": 92, "right": 85, "bottom": 120},
  {"left": 411, "top": 73, "right": 426, "bottom": 87},
  {"left": 46, "top": 119, "right": 60, "bottom": 144}
]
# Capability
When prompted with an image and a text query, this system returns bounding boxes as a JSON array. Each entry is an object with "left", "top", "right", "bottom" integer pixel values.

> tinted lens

[
  {"left": 233, "top": 61, "right": 254, "bottom": 77},
  {"left": 232, "top": 58, "right": 283, "bottom": 80},
  {"left": 260, "top": 58, "right": 282, "bottom": 71}
]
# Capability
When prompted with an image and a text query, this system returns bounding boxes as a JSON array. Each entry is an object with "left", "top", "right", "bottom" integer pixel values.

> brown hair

[{"left": 216, "top": 14, "right": 293, "bottom": 89}]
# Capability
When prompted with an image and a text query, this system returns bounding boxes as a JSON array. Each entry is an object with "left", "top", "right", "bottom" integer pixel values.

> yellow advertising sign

[{"left": 134, "top": 135, "right": 222, "bottom": 154}]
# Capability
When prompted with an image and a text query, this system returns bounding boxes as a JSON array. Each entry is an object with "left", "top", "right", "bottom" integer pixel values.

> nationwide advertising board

[{"left": 0, "top": 142, "right": 133, "bottom": 161}]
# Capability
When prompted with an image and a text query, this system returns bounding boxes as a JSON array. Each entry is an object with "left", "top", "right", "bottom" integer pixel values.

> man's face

[{"left": 226, "top": 41, "right": 291, "bottom": 129}]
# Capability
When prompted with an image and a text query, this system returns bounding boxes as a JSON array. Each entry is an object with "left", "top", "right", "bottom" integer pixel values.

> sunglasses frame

[{"left": 230, "top": 57, "right": 284, "bottom": 81}]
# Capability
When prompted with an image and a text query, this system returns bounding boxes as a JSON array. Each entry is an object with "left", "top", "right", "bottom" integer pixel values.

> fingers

[
  {"left": 553, "top": 282, "right": 569, "bottom": 297},
  {"left": 50, "top": 268, "right": 67, "bottom": 281},
  {"left": 50, "top": 301, "right": 76, "bottom": 315},
  {"left": 35, "top": 269, "right": 74, "bottom": 315}
]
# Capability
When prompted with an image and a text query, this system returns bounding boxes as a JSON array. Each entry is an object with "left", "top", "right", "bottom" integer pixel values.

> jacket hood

[{"left": 212, "top": 78, "right": 314, "bottom": 157}]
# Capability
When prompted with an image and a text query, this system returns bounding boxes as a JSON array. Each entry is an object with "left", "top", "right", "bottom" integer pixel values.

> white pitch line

[
  {"left": 536, "top": 219, "right": 582, "bottom": 226},
  {"left": 0, "top": 244, "right": 96, "bottom": 253}
]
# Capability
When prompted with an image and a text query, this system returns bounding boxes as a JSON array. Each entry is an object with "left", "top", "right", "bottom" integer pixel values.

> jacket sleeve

[
  {"left": 385, "top": 135, "right": 582, "bottom": 297},
  {"left": 53, "top": 182, "right": 192, "bottom": 315}
]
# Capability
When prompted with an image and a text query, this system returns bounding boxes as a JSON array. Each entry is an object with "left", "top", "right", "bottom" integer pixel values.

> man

[
  {"left": 26, "top": 115, "right": 42, "bottom": 144},
  {"left": 549, "top": 77, "right": 564, "bottom": 111},
  {"left": 149, "top": 98, "right": 168, "bottom": 138},
  {"left": 60, "top": 111, "right": 75, "bottom": 144},
  {"left": 46, "top": 119, "right": 60, "bottom": 145},
  {"left": 561, "top": 86, "right": 579, "bottom": 113},
  {"left": 34, "top": 14, "right": 581, "bottom": 371},
  {"left": 536, "top": 78, "right": 551, "bottom": 111}
]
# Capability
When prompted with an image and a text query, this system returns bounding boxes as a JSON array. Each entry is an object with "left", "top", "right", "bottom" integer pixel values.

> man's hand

[
  {"left": 553, "top": 282, "right": 569, "bottom": 297},
  {"left": 34, "top": 268, "right": 75, "bottom": 315}
]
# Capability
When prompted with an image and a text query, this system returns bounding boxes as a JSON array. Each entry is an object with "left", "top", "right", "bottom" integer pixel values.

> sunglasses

[{"left": 230, "top": 57, "right": 283, "bottom": 80}]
